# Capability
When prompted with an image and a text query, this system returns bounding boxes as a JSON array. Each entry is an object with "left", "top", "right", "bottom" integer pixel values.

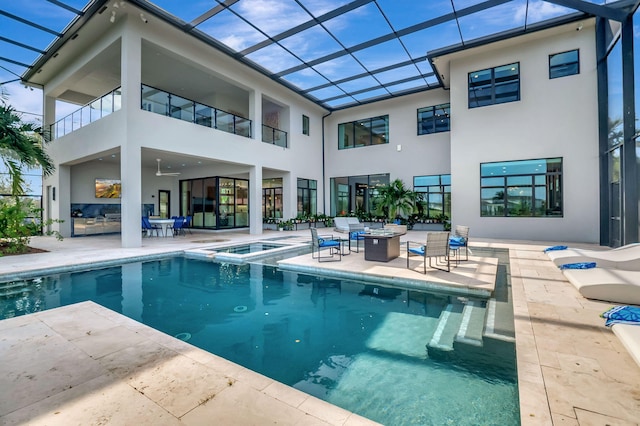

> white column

[
  {"left": 249, "top": 165, "right": 263, "bottom": 235},
  {"left": 249, "top": 89, "right": 262, "bottom": 141},
  {"left": 282, "top": 172, "right": 296, "bottom": 220},
  {"left": 57, "top": 165, "right": 71, "bottom": 237},
  {"left": 120, "top": 26, "right": 143, "bottom": 248}
]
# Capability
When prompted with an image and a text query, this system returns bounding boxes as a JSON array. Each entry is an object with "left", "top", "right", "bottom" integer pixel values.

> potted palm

[{"left": 374, "top": 179, "right": 418, "bottom": 222}]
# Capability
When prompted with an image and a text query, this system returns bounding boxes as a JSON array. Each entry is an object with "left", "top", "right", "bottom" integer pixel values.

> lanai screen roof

[{"left": 0, "top": 0, "right": 635, "bottom": 111}]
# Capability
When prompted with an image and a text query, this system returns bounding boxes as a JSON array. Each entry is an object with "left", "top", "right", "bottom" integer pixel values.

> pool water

[
  {"left": 209, "top": 242, "right": 286, "bottom": 254},
  {"left": 0, "top": 256, "right": 520, "bottom": 425}
]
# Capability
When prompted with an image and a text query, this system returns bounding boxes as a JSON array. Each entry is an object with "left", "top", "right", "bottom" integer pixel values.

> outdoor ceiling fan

[{"left": 155, "top": 158, "right": 181, "bottom": 176}]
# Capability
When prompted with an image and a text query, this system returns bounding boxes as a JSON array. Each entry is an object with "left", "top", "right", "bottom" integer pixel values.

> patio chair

[
  {"left": 310, "top": 227, "right": 342, "bottom": 262},
  {"left": 406, "top": 231, "right": 451, "bottom": 273},
  {"left": 184, "top": 215, "right": 193, "bottom": 234},
  {"left": 349, "top": 223, "right": 366, "bottom": 253},
  {"left": 450, "top": 225, "right": 470, "bottom": 261},
  {"left": 142, "top": 216, "right": 162, "bottom": 237},
  {"left": 169, "top": 216, "right": 186, "bottom": 236}
]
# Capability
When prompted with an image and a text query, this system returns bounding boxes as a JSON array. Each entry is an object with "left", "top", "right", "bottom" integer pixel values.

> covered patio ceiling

[{"left": 1, "top": 0, "right": 638, "bottom": 112}]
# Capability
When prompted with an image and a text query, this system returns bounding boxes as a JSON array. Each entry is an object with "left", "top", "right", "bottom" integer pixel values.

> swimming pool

[{"left": 0, "top": 256, "right": 519, "bottom": 425}]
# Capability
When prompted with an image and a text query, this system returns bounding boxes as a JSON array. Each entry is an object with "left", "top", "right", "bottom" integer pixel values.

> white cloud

[
  {"left": 2, "top": 82, "right": 43, "bottom": 118},
  {"left": 514, "top": 0, "right": 571, "bottom": 23}
]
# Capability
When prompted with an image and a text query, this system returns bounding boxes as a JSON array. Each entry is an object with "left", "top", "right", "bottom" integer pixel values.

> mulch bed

[{"left": 0, "top": 245, "right": 48, "bottom": 256}]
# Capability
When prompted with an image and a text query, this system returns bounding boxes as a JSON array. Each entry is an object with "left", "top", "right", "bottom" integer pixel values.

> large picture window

[
  {"left": 413, "top": 175, "right": 451, "bottom": 219},
  {"left": 338, "top": 115, "right": 389, "bottom": 149},
  {"left": 417, "top": 104, "right": 450, "bottom": 135},
  {"left": 469, "top": 63, "right": 520, "bottom": 108},
  {"left": 480, "top": 158, "right": 562, "bottom": 217}
]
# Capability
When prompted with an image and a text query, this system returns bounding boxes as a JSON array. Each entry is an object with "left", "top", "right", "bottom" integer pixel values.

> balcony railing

[
  {"left": 141, "top": 84, "right": 251, "bottom": 138},
  {"left": 50, "top": 88, "right": 121, "bottom": 139},
  {"left": 262, "top": 124, "right": 288, "bottom": 148}
]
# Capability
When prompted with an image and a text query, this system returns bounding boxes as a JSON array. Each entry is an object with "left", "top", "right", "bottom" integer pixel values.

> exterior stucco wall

[{"left": 447, "top": 22, "right": 600, "bottom": 243}]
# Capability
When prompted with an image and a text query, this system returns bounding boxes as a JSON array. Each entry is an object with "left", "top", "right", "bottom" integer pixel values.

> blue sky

[{"left": 0, "top": 0, "right": 619, "bottom": 117}]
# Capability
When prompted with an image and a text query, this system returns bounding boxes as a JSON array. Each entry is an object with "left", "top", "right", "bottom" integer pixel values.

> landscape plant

[
  {"left": 0, "top": 90, "right": 62, "bottom": 254},
  {"left": 374, "top": 179, "right": 420, "bottom": 221}
]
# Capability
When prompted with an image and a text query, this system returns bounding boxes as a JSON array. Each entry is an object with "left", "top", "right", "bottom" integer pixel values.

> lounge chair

[
  {"left": 310, "top": 228, "right": 342, "bottom": 262},
  {"left": 612, "top": 323, "right": 640, "bottom": 368},
  {"left": 406, "top": 231, "right": 451, "bottom": 273},
  {"left": 334, "top": 217, "right": 368, "bottom": 233},
  {"left": 561, "top": 267, "right": 640, "bottom": 304},
  {"left": 546, "top": 243, "right": 640, "bottom": 270}
]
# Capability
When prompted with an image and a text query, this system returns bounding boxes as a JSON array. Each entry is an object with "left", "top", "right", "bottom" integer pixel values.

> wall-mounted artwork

[{"left": 95, "top": 178, "right": 121, "bottom": 198}]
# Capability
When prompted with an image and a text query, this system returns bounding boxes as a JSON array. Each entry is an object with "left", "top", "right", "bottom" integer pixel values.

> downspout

[{"left": 321, "top": 110, "right": 332, "bottom": 214}]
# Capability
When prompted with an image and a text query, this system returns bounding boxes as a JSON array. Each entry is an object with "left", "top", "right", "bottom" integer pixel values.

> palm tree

[
  {"left": 0, "top": 90, "right": 54, "bottom": 196},
  {"left": 374, "top": 179, "right": 418, "bottom": 221}
]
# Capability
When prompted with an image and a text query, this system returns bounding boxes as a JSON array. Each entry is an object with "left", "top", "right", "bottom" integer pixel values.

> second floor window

[
  {"left": 302, "top": 115, "right": 310, "bottom": 136},
  {"left": 549, "top": 49, "right": 579, "bottom": 79},
  {"left": 417, "top": 103, "right": 450, "bottom": 135},
  {"left": 338, "top": 115, "right": 389, "bottom": 150},
  {"left": 469, "top": 63, "right": 520, "bottom": 108}
]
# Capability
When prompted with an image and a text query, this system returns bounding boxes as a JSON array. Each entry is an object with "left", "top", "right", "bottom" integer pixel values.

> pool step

[
  {"left": 453, "top": 300, "right": 486, "bottom": 347},
  {"left": 426, "top": 303, "right": 464, "bottom": 354}
]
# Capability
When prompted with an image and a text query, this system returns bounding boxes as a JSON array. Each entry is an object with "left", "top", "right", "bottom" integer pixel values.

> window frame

[
  {"left": 549, "top": 49, "right": 580, "bottom": 79},
  {"left": 338, "top": 115, "right": 389, "bottom": 150},
  {"left": 480, "top": 158, "right": 563, "bottom": 217},
  {"left": 417, "top": 103, "right": 450, "bottom": 135},
  {"left": 468, "top": 62, "right": 520, "bottom": 108},
  {"left": 297, "top": 178, "right": 317, "bottom": 216},
  {"left": 413, "top": 174, "right": 451, "bottom": 219},
  {"left": 302, "top": 114, "right": 310, "bottom": 136}
]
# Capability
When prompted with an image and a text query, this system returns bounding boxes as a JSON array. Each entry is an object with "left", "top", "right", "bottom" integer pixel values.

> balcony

[
  {"left": 262, "top": 124, "right": 287, "bottom": 148},
  {"left": 50, "top": 88, "right": 121, "bottom": 140},
  {"left": 141, "top": 85, "right": 251, "bottom": 138}
]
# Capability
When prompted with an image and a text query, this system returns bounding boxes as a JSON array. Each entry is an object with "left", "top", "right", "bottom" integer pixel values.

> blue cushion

[
  {"left": 601, "top": 305, "right": 640, "bottom": 327},
  {"left": 408, "top": 246, "right": 425, "bottom": 256},
  {"left": 319, "top": 240, "right": 340, "bottom": 248},
  {"left": 544, "top": 245, "right": 568, "bottom": 253},
  {"left": 559, "top": 262, "right": 596, "bottom": 270},
  {"left": 350, "top": 231, "right": 365, "bottom": 239},
  {"left": 449, "top": 236, "right": 466, "bottom": 248}
]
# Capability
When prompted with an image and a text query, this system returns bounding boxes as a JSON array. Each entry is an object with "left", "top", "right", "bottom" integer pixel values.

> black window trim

[
  {"left": 549, "top": 49, "right": 580, "bottom": 79},
  {"left": 468, "top": 62, "right": 520, "bottom": 109}
]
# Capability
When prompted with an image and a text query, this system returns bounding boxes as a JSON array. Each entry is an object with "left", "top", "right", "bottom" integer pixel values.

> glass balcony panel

[
  {"left": 81, "top": 105, "right": 91, "bottom": 127},
  {"left": 90, "top": 99, "right": 102, "bottom": 122},
  {"left": 235, "top": 117, "right": 251, "bottom": 137},
  {"left": 71, "top": 111, "right": 81, "bottom": 131},
  {"left": 102, "top": 94, "right": 113, "bottom": 116},
  {"left": 141, "top": 86, "right": 169, "bottom": 115},
  {"left": 169, "top": 95, "right": 194, "bottom": 122},
  {"left": 112, "top": 89, "right": 122, "bottom": 111},
  {"left": 195, "top": 104, "right": 212, "bottom": 127},
  {"left": 262, "top": 124, "right": 275, "bottom": 144},
  {"left": 216, "top": 111, "right": 234, "bottom": 133}
]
